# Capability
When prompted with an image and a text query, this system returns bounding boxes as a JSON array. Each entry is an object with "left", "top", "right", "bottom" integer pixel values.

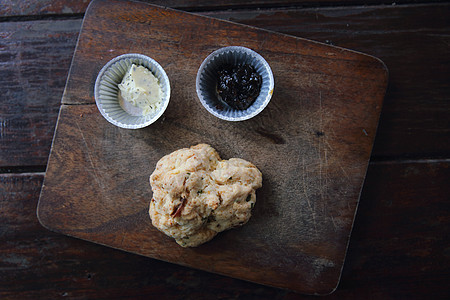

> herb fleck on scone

[{"left": 149, "top": 144, "right": 262, "bottom": 247}]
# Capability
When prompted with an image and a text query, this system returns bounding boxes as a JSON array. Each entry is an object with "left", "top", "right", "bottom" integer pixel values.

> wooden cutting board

[{"left": 38, "top": 0, "right": 388, "bottom": 295}]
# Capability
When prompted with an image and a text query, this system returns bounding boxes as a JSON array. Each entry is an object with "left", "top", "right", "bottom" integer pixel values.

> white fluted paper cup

[
  {"left": 196, "top": 46, "right": 274, "bottom": 121},
  {"left": 94, "top": 53, "right": 170, "bottom": 129}
]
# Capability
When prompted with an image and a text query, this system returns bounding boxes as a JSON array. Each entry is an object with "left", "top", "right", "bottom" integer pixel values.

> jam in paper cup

[{"left": 196, "top": 46, "right": 274, "bottom": 121}]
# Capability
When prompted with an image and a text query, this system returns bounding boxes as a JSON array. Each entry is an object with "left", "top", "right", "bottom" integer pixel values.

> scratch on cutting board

[
  {"left": 177, "top": 32, "right": 185, "bottom": 49},
  {"left": 339, "top": 164, "right": 350, "bottom": 180},
  {"left": 321, "top": 148, "right": 329, "bottom": 216},
  {"left": 119, "top": 232, "right": 127, "bottom": 247},
  {"left": 323, "top": 138, "right": 350, "bottom": 180},
  {"left": 330, "top": 215, "right": 338, "bottom": 231},
  {"left": 323, "top": 138, "right": 334, "bottom": 151},
  {"left": 259, "top": 34, "right": 269, "bottom": 49},
  {"left": 363, "top": 128, "right": 369, "bottom": 136},
  {"left": 76, "top": 120, "right": 104, "bottom": 191},
  {"left": 321, "top": 122, "right": 349, "bottom": 180},
  {"left": 302, "top": 157, "right": 317, "bottom": 231},
  {"left": 318, "top": 91, "right": 326, "bottom": 204},
  {"left": 324, "top": 148, "right": 329, "bottom": 191}
]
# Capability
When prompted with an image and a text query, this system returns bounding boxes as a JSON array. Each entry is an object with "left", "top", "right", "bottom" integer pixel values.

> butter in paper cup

[
  {"left": 196, "top": 46, "right": 274, "bottom": 121},
  {"left": 94, "top": 53, "right": 170, "bottom": 129}
]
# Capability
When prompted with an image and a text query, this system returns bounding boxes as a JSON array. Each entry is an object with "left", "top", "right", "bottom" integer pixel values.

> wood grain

[
  {"left": 1, "top": 4, "right": 449, "bottom": 169},
  {"left": 339, "top": 160, "right": 450, "bottom": 300},
  {"left": 204, "top": 4, "right": 450, "bottom": 158},
  {"left": 2, "top": 162, "right": 449, "bottom": 298},
  {"left": 0, "top": 20, "right": 80, "bottom": 167},
  {"left": 0, "top": 173, "right": 288, "bottom": 299},
  {"left": 1, "top": 0, "right": 449, "bottom": 298},
  {"left": 2, "top": 0, "right": 442, "bottom": 18},
  {"left": 38, "top": 0, "right": 387, "bottom": 294}
]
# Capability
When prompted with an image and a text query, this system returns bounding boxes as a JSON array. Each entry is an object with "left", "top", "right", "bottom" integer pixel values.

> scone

[{"left": 149, "top": 144, "right": 262, "bottom": 247}]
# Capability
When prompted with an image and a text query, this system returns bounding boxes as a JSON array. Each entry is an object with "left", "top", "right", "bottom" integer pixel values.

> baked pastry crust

[{"left": 149, "top": 144, "right": 262, "bottom": 247}]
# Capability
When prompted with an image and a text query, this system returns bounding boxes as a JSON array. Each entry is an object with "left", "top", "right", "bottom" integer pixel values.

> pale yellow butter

[{"left": 118, "top": 64, "right": 162, "bottom": 116}]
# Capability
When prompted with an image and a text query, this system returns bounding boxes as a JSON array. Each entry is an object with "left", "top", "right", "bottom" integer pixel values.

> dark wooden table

[{"left": 1, "top": 0, "right": 449, "bottom": 299}]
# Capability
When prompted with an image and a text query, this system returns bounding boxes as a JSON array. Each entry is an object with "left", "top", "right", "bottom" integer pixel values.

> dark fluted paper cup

[
  {"left": 94, "top": 53, "right": 170, "bottom": 129},
  {"left": 196, "top": 46, "right": 274, "bottom": 121}
]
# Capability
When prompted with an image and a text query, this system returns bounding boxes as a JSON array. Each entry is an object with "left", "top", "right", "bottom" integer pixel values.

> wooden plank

[
  {"left": 0, "top": 0, "right": 88, "bottom": 17},
  {"left": 204, "top": 4, "right": 450, "bottom": 158},
  {"left": 0, "top": 19, "right": 81, "bottom": 167},
  {"left": 38, "top": 0, "right": 387, "bottom": 294},
  {"left": 338, "top": 160, "right": 450, "bottom": 299},
  {"left": 1, "top": 0, "right": 448, "bottom": 298},
  {"left": 2, "top": 161, "right": 449, "bottom": 298},
  {"left": 1, "top": 0, "right": 441, "bottom": 18},
  {"left": 1, "top": 4, "right": 449, "bottom": 166},
  {"left": 0, "top": 173, "right": 287, "bottom": 299}
]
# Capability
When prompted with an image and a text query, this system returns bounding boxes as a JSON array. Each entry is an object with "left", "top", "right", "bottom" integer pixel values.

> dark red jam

[{"left": 216, "top": 63, "right": 262, "bottom": 110}]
